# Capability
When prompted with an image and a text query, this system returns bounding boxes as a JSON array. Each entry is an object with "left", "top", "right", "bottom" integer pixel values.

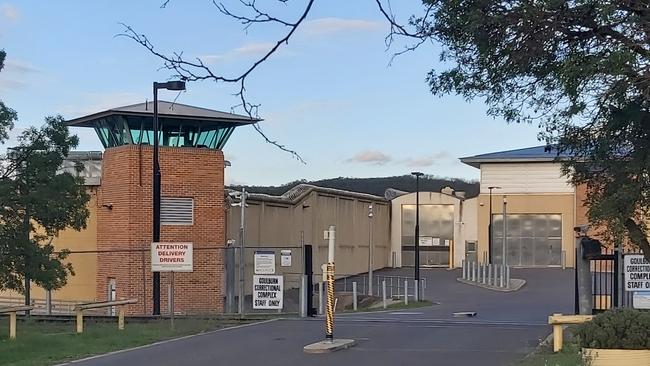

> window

[{"left": 161, "top": 197, "right": 194, "bottom": 225}]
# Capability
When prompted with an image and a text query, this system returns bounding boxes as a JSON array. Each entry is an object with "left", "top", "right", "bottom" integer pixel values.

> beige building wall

[{"left": 390, "top": 192, "right": 476, "bottom": 268}]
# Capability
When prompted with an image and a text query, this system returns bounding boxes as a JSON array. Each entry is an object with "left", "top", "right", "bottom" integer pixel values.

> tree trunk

[{"left": 624, "top": 218, "right": 650, "bottom": 262}]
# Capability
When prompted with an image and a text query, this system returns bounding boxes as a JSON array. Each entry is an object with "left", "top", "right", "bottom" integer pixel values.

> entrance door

[
  {"left": 401, "top": 204, "right": 454, "bottom": 266},
  {"left": 492, "top": 214, "right": 562, "bottom": 266}
]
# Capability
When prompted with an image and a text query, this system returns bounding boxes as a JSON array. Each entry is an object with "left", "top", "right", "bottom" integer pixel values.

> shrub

[{"left": 575, "top": 308, "right": 650, "bottom": 349}]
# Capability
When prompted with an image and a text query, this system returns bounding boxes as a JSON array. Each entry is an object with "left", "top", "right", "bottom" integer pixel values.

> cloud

[
  {"left": 4, "top": 60, "right": 39, "bottom": 74},
  {"left": 60, "top": 92, "right": 145, "bottom": 117},
  {"left": 0, "top": 59, "right": 39, "bottom": 91},
  {"left": 400, "top": 152, "right": 453, "bottom": 167},
  {"left": 302, "top": 18, "right": 383, "bottom": 36},
  {"left": 201, "top": 42, "right": 277, "bottom": 64},
  {"left": 1, "top": 3, "right": 18, "bottom": 21},
  {"left": 346, "top": 150, "right": 392, "bottom": 165}
]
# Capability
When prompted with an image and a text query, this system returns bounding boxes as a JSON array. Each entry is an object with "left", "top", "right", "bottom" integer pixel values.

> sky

[{"left": 0, "top": 0, "right": 543, "bottom": 186}]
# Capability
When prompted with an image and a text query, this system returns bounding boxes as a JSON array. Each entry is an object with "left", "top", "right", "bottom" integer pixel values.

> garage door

[{"left": 491, "top": 214, "right": 562, "bottom": 267}]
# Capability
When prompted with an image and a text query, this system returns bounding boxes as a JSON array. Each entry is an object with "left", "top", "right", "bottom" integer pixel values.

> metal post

[
  {"left": 152, "top": 84, "right": 161, "bottom": 316},
  {"left": 561, "top": 250, "right": 567, "bottom": 270},
  {"left": 46, "top": 290, "right": 52, "bottom": 315},
  {"left": 502, "top": 196, "right": 507, "bottom": 269},
  {"left": 325, "top": 226, "right": 335, "bottom": 342},
  {"left": 461, "top": 260, "right": 466, "bottom": 280},
  {"left": 167, "top": 283, "right": 172, "bottom": 315},
  {"left": 488, "top": 264, "right": 492, "bottom": 286},
  {"left": 238, "top": 189, "right": 247, "bottom": 315},
  {"left": 382, "top": 280, "right": 387, "bottom": 309},
  {"left": 368, "top": 204, "right": 374, "bottom": 296},
  {"left": 318, "top": 282, "right": 324, "bottom": 315},
  {"left": 494, "top": 264, "right": 498, "bottom": 287},
  {"left": 300, "top": 275, "right": 307, "bottom": 317},
  {"left": 420, "top": 279, "right": 425, "bottom": 300},
  {"left": 352, "top": 282, "right": 358, "bottom": 311},
  {"left": 404, "top": 280, "right": 408, "bottom": 305},
  {"left": 482, "top": 263, "right": 487, "bottom": 284},
  {"left": 412, "top": 172, "right": 423, "bottom": 300},
  {"left": 170, "top": 272, "right": 175, "bottom": 330},
  {"left": 414, "top": 280, "right": 419, "bottom": 302},
  {"left": 506, "top": 266, "right": 510, "bottom": 289}
]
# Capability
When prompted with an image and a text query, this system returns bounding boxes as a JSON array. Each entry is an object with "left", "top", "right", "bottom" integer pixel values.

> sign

[
  {"left": 444, "top": 239, "right": 451, "bottom": 247},
  {"left": 253, "top": 275, "right": 283, "bottom": 309},
  {"left": 280, "top": 250, "right": 292, "bottom": 267},
  {"left": 254, "top": 251, "right": 276, "bottom": 274},
  {"left": 151, "top": 242, "right": 193, "bottom": 272},
  {"left": 624, "top": 255, "right": 650, "bottom": 291},
  {"left": 419, "top": 237, "right": 433, "bottom": 247},
  {"left": 432, "top": 237, "right": 441, "bottom": 246},
  {"left": 633, "top": 292, "right": 650, "bottom": 309}
]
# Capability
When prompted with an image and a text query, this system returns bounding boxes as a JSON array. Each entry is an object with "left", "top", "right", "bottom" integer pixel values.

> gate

[{"left": 589, "top": 248, "right": 619, "bottom": 314}]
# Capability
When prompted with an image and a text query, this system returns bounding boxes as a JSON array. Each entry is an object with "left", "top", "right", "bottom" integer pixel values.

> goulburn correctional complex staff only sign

[
  {"left": 253, "top": 275, "right": 283, "bottom": 309},
  {"left": 151, "top": 242, "right": 193, "bottom": 272},
  {"left": 624, "top": 254, "right": 650, "bottom": 291}
]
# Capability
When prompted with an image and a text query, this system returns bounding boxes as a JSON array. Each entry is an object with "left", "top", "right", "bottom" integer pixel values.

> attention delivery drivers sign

[{"left": 151, "top": 242, "right": 193, "bottom": 272}]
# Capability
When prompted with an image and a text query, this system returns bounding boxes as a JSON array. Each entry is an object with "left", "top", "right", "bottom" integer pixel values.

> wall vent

[{"left": 161, "top": 197, "right": 194, "bottom": 225}]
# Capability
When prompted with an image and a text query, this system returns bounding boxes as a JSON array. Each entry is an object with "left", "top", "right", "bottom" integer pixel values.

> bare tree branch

[{"left": 375, "top": 0, "right": 434, "bottom": 64}]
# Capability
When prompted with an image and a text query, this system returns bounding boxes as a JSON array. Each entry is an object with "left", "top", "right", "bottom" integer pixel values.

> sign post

[{"left": 151, "top": 242, "right": 193, "bottom": 328}]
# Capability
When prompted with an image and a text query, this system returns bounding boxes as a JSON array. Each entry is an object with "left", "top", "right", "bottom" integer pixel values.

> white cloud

[
  {"left": 302, "top": 18, "right": 383, "bottom": 36},
  {"left": 346, "top": 150, "right": 392, "bottom": 165},
  {"left": 201, "top": 42, "right": 277, "bottom": 64},
  {"left": 400, "top": 152, "right": 453, "bottom": 167},
  {"left": 0, "top": 59, "right": 39, "bottom": 91},
  {"left": 1, "top": 3, "right": 18, "bottom": 21},
  {"left": 60, "top": 92, "right": 145, "bottom": 118}
]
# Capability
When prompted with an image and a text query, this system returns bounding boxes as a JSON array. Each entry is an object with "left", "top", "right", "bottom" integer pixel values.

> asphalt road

[{"left": 63, "top": 268, "right": 574, "bottom": 366}]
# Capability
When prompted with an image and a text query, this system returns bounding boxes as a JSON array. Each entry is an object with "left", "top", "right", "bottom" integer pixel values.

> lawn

[
  {"left": 516, "top": 341, "right": 583, "bottom": 366},
  {"left": 0, "top": 317, "right": 254, "bottom": 366}
]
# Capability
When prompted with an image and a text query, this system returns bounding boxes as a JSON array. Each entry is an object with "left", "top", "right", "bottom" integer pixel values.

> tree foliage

[
  {"left": 417, "top": 0, "right": 650, "bottom": 259},
  {"left": 0, "top": 50, "right": 90, "bottom": 292}
]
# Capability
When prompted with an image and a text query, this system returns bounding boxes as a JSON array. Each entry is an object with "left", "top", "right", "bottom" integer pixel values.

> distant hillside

[{"left": 228, "top": 175, "right": 479, "bottom": 198}]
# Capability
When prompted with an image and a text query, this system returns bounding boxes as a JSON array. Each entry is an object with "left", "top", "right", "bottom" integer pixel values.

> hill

[{"left": 228, "top": 175, "right": 479, "bottom": 198}]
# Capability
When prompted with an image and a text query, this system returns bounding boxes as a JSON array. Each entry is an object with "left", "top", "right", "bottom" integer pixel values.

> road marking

[
  {"left": 53, "top": 318, "right": 280, "bottom": 365},
  {"left": 388, "top": 312, "right": 424, "bottom": 315}
]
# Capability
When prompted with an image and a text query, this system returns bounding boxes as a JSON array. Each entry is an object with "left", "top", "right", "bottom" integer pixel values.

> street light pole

[
  {"left": 368, "top": 204, "right": 374, "bottom": 296},
  {"left": 152, "top": 80, "right": 185, "bottom": 316},
  {"left": 411, "top": 172, "right": 424, "bottom": 299},
  {"left": 502, "top": 195, "right": 508, "bottom": 268},
  {"left": 487, "top": 186, "right": 501, "bottom": 263}
]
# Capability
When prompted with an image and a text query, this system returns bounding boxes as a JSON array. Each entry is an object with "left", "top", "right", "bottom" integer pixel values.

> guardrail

[
  {"left": 74, "top": 299, "right": 138, "bottom": 334},
  {"left": 548, "top": 313, "right": 594, "bottom": 352},
  {"left": 0, "top": 305, "right": 33, "bottom": 339}
]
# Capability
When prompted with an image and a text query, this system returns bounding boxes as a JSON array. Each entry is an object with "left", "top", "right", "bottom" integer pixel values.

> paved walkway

[{"left": 64, "top": 268, "right": 574, "bottom": 366}]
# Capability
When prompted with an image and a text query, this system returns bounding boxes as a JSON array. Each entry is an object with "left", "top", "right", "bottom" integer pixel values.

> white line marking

[
  {"left": 388, "top": 312, "right": 423, "bottom": 315},
  {"left": 54, "top": 318, "right": 279, "bottom": 365}
]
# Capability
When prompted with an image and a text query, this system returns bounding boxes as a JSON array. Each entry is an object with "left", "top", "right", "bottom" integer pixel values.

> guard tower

[{"left": 66, "top": 101, "right": 258, "bottom": 314}]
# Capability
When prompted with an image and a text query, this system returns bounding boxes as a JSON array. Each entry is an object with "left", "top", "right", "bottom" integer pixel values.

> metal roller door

[{"left": 492, "top": 214, "right": 562, "bottom": 267}]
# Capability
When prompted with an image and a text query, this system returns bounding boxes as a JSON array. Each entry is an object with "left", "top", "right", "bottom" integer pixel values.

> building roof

[
  {"left": 459, "top": 145, "right": 570, "bottom": 168},
  {"left": 66, "top": 101, "right": 260, "bottom": 128},
  {"left": 227, "top": 184, "right": 387, "bottom": 206}
]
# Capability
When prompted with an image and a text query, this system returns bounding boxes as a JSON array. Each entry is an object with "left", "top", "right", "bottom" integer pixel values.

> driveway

[{"left": 64, "top": 268, "right": 573, "bottom": 366}]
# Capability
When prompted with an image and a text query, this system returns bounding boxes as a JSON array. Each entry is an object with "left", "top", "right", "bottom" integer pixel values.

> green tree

[
  {"left": 0, "top": 50, "right": 90, "bottom": 297},
  {"left": 416, "top": 0, "right": 650, "bottom": 259}
]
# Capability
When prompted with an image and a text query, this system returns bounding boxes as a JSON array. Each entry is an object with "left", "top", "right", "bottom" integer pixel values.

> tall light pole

[
  {"left": 487, "top": 186, "right": 501, "bottom": 263},
  {"left": 502, "top": 195, "right": 508, "bottom": 268},
  {"left": 367, "top": 204, "right": 374, "bottom": 296},
  {"left": 411, "top": 171, "right": 424, "bottom": 299},
  {"left": 152, "top": 80, "right": 186, "bottom": 316}
]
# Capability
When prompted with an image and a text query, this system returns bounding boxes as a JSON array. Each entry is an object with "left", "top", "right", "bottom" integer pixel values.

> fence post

[
  {"left": 382, "top": 280, "right": 387, "bottom": 309},
  {"left": 76, "top": 309, "right": 84, "bottom": 334},
  {"left": 352, "top": 282, "right": 358, "bottom": 311},
  {"left": 318, "top": 282, "right": 324, "bottom": 315},
  {"left": 118, "top": 307, "right": 125, "bottom": 330},
  {"left": 404, "top": 280, "right": 409, "bottom": 305}
]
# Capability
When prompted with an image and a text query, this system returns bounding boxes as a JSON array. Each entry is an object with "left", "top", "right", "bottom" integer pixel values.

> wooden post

[
  {"left": 552, "top": 313, "right": 562, "bottom": 352},
  {"left": 118, "top": 307, "right": 125, "bottom": 330},
  {"left": 76, "top": 309, "right": 84, "bottom": 334},
  {"left": 9, "top": 311, "right": 16, "bottom": 339}
]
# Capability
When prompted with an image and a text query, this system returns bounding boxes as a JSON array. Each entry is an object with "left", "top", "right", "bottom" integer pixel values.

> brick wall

[{"left": 96, "top": 145, "right": 225, "bottom": 314}]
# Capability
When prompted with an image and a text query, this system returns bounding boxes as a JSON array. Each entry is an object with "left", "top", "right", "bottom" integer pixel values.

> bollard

[
  {"left": 494, "top": 264, "right": 498, "bottom": 287},
  {"left": 318, "top": 282, "right": 324, "bottom": 315},
  {"left": 481, "top": 262, "right": 487, "bottom": 284},
  {"left": 382, "top": 280, "right": 387, "bottom": 309},
  {"left": 470, "top": 261, "right": 475, "bottom": 282},
  {"left": 404, "top": 280, "right": 409, "bottom": 305},
  {"left": 414, "top": 280, "right": 419, "bottom": 302},
  {"left": 462, "top": 260, "right": 466, "bottom": 280},
  {"left": 500, "top": 265, "right": 505, "bottom": 288},
  {"left": 352, "top": 282, "right": 358, "bottom": 311},
  {"left": 506, "top": 266, "right": 511, "bottom": 289},
  {"left": 561, "top": 251, "right": 566, "bottom": 270},
  {"left": 488, "top": 264, "right": 493, "bottom": 286},
  {"left": 420, "top": 279, "right": 425, "bottom": 300}
]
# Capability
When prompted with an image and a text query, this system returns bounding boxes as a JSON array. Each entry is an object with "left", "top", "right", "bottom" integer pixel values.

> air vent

[{"left": 161, "top": 197, "right": 193, "bottom": 225}]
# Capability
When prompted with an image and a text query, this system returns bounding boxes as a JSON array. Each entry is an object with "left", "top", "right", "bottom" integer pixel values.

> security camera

[{"left": 573, "top": 224, "right": 590, "bottom": 234}]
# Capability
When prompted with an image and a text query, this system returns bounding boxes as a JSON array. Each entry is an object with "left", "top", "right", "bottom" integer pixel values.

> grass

[
  {"left": 515, "top": 341, "right": 583, "bottom": 366},
  {"left": 0, "top": 317, "right": 253, "bottom": 366}
]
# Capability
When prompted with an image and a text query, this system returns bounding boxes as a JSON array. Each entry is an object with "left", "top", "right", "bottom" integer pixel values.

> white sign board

[
  {"left": 280, "top": 250, "right": 292, "bottom": 267},
  {"left": 419, "top": 237, "right": 433, "bottom": 247},
  {"left": 151, "top": 242, "right": 193, "bottom": 272},
  {"left": 633, "top": 292, "right": 650, "bottom": 309},
  {"left": 254, "top": 251, "right": 276, "bottom": 274},
  {"left": 624, "top": 255, "right": 650, "bottom": 291},
  {"left": 253, "top": 275, "right": 283, "bottom": 309}
]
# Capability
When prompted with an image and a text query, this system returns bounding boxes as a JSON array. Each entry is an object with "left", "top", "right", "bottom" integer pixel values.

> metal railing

[{"left": 461, "top": 259, "right": 511, "bottom": 289}]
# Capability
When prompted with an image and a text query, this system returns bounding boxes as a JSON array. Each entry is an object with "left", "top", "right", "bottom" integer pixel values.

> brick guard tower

[{"left": 66, "top": 101, "right": 258, "bottom": 314}]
